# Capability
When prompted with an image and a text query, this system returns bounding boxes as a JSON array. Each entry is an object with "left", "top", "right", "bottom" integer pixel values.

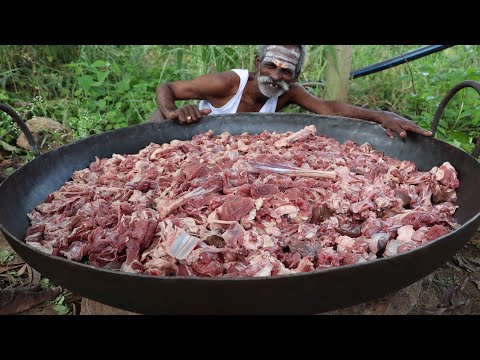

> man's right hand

[{"left": 165, "top": 105, "right": 212, "bottom": 125}]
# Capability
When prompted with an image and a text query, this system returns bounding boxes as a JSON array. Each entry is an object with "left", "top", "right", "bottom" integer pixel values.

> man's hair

[{"left": 257, "top": 45, "right": 307, "bottom": 75}]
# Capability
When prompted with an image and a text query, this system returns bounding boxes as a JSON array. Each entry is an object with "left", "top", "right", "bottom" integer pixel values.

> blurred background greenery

[{"left": 0, "top": 45, "right": 478, "bottom": 157}]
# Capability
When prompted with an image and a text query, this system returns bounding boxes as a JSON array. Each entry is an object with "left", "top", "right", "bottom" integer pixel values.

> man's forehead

[
  {"left": 265, "top": 45, "right": 300, "bottom": 56},
  {"left": 264, "top": 46, "right": 300, "bottom": 60},
  {"left": 262, "top": 46, "right": 300, "bottom": 71}
]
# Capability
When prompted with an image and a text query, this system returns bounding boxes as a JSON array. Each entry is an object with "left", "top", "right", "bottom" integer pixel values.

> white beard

[{"left": 258, "top": 76, "right": 289, "bottom": 98}]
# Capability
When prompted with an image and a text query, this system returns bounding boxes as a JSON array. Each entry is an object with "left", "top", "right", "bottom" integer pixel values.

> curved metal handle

[
  {"left": 431, "top": 80, "right": 480, "bottom": 159},
  {"left": 0, "top": 102, "right": 40, "bottom": 157}
]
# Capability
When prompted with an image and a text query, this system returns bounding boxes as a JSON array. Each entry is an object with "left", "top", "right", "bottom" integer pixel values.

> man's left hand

[{"left": 380, "top": 111, "right": 432, "bottom": 139}]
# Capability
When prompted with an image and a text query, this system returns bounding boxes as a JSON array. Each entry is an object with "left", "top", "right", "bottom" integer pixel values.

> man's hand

[
  {"left": 165, "top": 105, "right": 212, "bottom": 125},
  {"left": 379, "top": 111, "right": 432, "bottom": 139},
  {"left": 0, "top": 283, "right": 61, "bottom": 315}
]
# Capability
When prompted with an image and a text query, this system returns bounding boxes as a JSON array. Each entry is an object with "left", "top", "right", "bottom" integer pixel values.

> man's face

[{"left": 257, "top": 45, "right": 300, "bottom": 98}]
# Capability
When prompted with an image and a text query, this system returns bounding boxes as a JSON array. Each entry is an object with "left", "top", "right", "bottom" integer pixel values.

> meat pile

[{"left": 24, "top": 125, "right": 460, "bottom": 277}]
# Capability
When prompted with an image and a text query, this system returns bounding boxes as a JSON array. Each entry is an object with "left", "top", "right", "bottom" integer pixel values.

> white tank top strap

[
  {"left": 198, "top": 69, "right": 249, "bottom": 114},
  {"left": 259, "top": 96, "right": 278, "bottom": 113}
]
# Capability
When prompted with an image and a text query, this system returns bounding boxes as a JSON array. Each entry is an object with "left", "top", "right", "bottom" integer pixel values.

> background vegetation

[{"left": 0, "top": 45, "right": 479, "bottom": 158}]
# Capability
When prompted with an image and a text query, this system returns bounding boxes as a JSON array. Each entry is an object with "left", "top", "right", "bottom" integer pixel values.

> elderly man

[{"left": 150, "top": 45, "right": 432, "bottom": 139}]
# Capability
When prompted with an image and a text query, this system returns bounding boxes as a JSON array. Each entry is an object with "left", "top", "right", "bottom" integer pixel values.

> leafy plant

[
  {"left": 52, "top": 289, "right": 70, "bottom": 315},
  {"left": 0, "top": 45, "right": 478, "bottom": 154},
  {"left": 39, "top": 277, "right": 52, "bottom": 289},
  {"left": 0, "top": 249, "right": 15, "bottom": 264},
  {"left": 39, "top": 277, "right": 71, "bottom": 315},
  {"left": 350, "top": 45, "right": 480, "bottom": 154}
]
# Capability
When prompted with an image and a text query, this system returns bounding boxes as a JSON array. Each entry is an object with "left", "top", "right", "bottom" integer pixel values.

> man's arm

[
  {"left": 285, "top": 84, "right": 432, "bottom": 138},
  {"left": 155, "top": 71, "right": 237, "bottom": 124}
]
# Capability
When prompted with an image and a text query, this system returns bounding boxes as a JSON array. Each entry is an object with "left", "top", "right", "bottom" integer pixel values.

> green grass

[
  {"left": 0, "top": 45, "right": 478, "bottom": 155},
  {"left": 350, "top": 45, "right": 480, "bottom": 153}
]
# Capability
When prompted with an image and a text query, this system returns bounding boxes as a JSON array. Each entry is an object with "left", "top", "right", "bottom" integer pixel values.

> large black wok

[{"left": 1, "top": 113, "right": 479, "bottom": 314}]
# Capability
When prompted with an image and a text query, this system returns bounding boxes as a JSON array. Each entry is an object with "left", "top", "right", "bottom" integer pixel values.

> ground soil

[
  {"left": 0, "top": 152, "right": 25, "bottom": 183},
  {"left": 329, "top": 231, "right": 480, "bottom": 315}
]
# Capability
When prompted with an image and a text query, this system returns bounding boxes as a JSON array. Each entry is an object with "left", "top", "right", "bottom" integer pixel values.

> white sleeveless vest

[{"left": 198, "top": 69, "right": 278, "bottom": 114}]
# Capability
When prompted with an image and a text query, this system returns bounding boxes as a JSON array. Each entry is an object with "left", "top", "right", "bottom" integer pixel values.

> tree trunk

[{"left": 325, "top": 45, "right": 353, "bottom": 102}]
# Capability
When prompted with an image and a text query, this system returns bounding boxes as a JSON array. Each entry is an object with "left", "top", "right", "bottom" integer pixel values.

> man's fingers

[
  {"left": 177, "top": 106, "right": 208, "bottom": 125},
  {"left": 180, "top": 115, "right": 194, "bottom": 125},
  {"left": 186, "top": 108, "right": 199, "bottom": 123},
  {"left": 386, "top": 128, "right": 395, "bottom": 139},
  {"left": 166, "top": 110, "right": 179, "bottom": 120},
  {"left": 404, "top": 121, "right": 433, "bottom": 136},
  {"left": 411, "top": 126, "right": 433, "bottom": 136},
  {"left": 390, "top": 123, "right": 407, "bottom": 138}
]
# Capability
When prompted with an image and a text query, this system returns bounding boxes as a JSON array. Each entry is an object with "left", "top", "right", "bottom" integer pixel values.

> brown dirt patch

[
  {"left": 327, "top": 231, "right": 480, "bottom": 315},
  {"left": 0, "top": 152, "right": 26, "bottom": 182},
  {"left": 0, "top": 231, "right": 81, "bottom": 315}
]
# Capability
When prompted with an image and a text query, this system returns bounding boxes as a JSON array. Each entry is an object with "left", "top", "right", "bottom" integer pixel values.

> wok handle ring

[
  {"left": 0, "top": 102, "right": 40, "bottom": 157},
  {"left": 430, "top": 80, "right": 480, "bottom": 159}
]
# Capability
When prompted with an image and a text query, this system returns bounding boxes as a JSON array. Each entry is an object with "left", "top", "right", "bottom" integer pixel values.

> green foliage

[
  {"left": 0, "top": 45, "right": 478, "bottom": 154},
  {"left": 350, "top": 45, "right": 480, "bottom": 154},
  {"left": 38, "top": 277, "right": 71, "bottom": 315},
  {"left": 0, "top": 140, "right": 21, "bottom": 153},
  {"left": 52, "top": 289, "right": 70, "bottom": 315},
  {"left": 64, "top": 56, "right": 153, "bottom": 135},
  {"left": 39, "top": 277, "right": 53, "bottom": 289},
  {"left": 0, "top": 249, "right": 15, "bottom": 264}
]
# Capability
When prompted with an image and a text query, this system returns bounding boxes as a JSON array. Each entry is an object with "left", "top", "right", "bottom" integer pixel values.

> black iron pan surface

[{"left": 1, "top": 113, "right": 479, "bottom": 314}]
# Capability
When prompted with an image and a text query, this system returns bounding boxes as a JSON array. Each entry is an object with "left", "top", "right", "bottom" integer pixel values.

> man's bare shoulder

[
  {"left": 202, "top": 70, "right": 239, "bottom": 83},
  {"left": 280, "top": 83, "right": 309, "bottom": 102},
  {"left": 194, "top": 70, "right": 241, "bottom": 97},
  {"left": 288, "top": 83, "right": 310, "bottom": 94}
]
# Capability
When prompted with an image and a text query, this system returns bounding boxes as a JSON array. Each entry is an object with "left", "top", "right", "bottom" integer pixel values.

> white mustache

[{"left": 258, "top": 76, "right": 289, "bottom": 92}]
